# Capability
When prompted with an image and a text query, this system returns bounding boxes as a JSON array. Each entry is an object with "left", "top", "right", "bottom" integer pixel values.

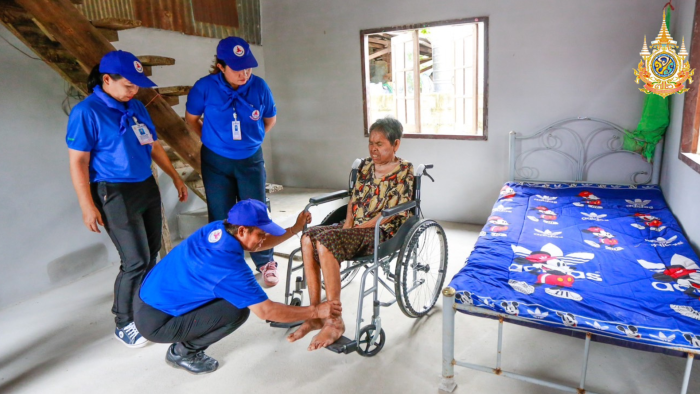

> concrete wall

[
  {"left": 262, "top": 0, "right": 665, "bottom": 224},
  {"left": 0, "top": 25, "right": 116, "bottom": 309},
  {"left": 0, "top": 26, "right": 265, "bottom": 309},
  {"left": 660, "top": 0, "right": 700, "bottom": 253}
]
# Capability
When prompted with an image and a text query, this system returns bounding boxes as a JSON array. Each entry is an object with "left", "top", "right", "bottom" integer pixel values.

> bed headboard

[{"left": 508, "top": 117, "right": 663, "bottom": 185}]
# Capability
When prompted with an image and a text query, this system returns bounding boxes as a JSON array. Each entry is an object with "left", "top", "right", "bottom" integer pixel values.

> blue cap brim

[
  {"left": 220, "top": 55, "right": 258, "bottom": 71},
  {"left": 258, "top": 221, "right": 286, "bottom": 236},
  {"left": 123, "top": 73, "right": 157, "bottom": 88}
]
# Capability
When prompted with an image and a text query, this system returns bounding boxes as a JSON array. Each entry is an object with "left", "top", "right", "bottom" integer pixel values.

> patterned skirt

[{"left": 303, "top": 223, "right": 388, "bottom": 264}]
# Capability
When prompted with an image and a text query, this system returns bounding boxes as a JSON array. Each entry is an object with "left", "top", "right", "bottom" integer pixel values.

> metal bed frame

[{"left": 439, "top": 117, "right": 697, "bottom": 394}]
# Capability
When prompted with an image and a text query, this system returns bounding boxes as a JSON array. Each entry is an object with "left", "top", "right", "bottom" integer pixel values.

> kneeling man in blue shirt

[{"left": 135, "top": 199, "right": 341, "bottom": 374}]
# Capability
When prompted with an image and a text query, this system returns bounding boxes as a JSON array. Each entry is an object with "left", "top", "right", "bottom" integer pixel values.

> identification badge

[
  {"left": 132, "top": 123, "right": 154, "bottom": 145},
  {"left": 232, "top": 112, "right": 242, "bottom": 140}
]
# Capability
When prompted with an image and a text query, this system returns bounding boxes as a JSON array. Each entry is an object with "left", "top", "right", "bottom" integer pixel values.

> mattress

[{"left": 449, "top": 182, "right": 700, "bottom": 351}]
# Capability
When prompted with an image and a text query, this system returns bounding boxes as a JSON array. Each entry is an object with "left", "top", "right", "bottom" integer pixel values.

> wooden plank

[
  {"left": 31, "top": 18, "right": 55, "bottom": 41},
  {"left": 368, "top": 37, "right": 389, "bottom": 46},
  {"left": 96, "top": 27, "right": 119, "bottom": 42},
  {"left": 369, "top": 47, "right": 390, "bottom": 60},
  {"left": 162, "top": 95, "right": 179, "bottom": 106},
  {"left": 142, "top": 65, "right": 152, "bottom": 76},
  {"left": 91, "top": 17, "right": 141, "bottom": 30},
  {"left": 15, "top": 0, "right": 202, "bottom": 173},
  {"left": 156, "top": 86, "right": 191, "bottom": 96},
  {"left": 137, "top": 55, "right": 175, "bottom": 66}
]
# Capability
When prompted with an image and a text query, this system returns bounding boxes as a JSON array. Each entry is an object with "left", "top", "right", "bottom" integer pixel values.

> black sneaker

[{"left": 165, "top": 344, "right": 219, "bottom": 374}]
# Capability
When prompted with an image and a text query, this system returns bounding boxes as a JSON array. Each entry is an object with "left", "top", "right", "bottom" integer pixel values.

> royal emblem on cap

[
  {"left": 208, "top": 229, "right": 223, "bottom": 243},
  {"left": 134, "top": 61, "right": 144, "bottom": 74},
  {"left": 250, "top": 109, "right": 261, "bottom": 121},
  {"left": 634, "top": 10, "right": 694, "bottom": 98},
  {"left": 233, "top": 45, "right": 245, "bottom": 57}
]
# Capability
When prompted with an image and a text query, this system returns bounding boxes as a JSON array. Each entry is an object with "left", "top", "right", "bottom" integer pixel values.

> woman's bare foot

[
  {"left": 286, "top": 319, "right": 324, "bottom": 343},
  {"left": 308, "top": 317, "right": 345, "bottom": 351}
]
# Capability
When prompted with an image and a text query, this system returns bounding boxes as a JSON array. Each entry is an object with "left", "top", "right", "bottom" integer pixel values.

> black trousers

[
  {"left": 91, "top": 176, "right": 162, "bottom": 328},
  {"left": 134, "top": 293, "right": 250, "bottom": 356}
]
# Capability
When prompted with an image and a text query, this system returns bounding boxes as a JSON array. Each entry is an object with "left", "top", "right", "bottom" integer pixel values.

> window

[{"left": 361, "top": 17, "right": 488, "bottom": 140}]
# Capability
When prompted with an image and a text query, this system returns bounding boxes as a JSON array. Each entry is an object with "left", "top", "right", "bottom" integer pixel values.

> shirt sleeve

[
  {"left": 185, "top": 78, "right": 206, "bottom": 116},
  {"left": 260, "top": 79, "right": 277, "bottom": 118},
  {"left": 213, "top": 269, "right": 268, "bottom": 309},
  {"left": 66, "top": 105, "right": 97, "bottom": 152}
]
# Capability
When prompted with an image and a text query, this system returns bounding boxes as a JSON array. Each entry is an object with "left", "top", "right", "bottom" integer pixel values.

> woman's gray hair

[{"left": 369, "top": 117, "right": 403, "bottom": 145}]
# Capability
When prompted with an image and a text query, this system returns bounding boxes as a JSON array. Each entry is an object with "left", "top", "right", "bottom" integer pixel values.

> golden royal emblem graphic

[{"left": 634, "top": 11, "right": 694, "bottom": 98}]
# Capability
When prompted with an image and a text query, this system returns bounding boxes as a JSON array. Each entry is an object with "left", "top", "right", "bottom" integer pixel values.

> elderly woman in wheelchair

[{"left": 287, "top": 118, "right": 415, "bottom": 350}]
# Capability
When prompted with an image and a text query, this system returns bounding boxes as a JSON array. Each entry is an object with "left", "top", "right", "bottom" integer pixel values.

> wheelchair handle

[{"left": 416, "top": 164, "right": 435, "bottom": 182}]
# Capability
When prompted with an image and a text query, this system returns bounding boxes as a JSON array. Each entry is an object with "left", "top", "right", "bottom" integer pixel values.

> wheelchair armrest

[
  {"left": 381, "top": 200, "right": 417, "bottom": 217},
  {"left": 308, "top": 190, "right": 349, "bottom": 206}
]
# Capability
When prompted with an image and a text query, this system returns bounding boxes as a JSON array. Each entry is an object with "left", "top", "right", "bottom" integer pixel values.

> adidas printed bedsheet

[{"left": 449, "top": 182, "right": 700, "bottom": 351}]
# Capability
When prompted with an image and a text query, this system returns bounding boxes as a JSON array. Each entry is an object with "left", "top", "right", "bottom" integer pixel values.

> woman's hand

[
  {"left": 82, "top": 204, "right": 104, "bottom": 233},
  {"left": 292, "top": 210, "right": 312, "bottom": 233},
  {"left": 174, "top": 178, "right": 189, "bottom": 202}
]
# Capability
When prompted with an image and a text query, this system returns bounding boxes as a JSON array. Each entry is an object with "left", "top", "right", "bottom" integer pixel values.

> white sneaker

[{"left": 114, "top": 322, "right": 148, "bottom": 348}]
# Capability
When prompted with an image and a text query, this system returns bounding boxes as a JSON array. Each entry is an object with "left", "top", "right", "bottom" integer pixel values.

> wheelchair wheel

[
  {"left": 395, "top": 219, "right": 448, "bottom": 318},
  {"left": 289, "top": 297, "right": 302, "bottom": 307},
  {"left": 356, "top": 324, "right": 385, "bottom": 357}
]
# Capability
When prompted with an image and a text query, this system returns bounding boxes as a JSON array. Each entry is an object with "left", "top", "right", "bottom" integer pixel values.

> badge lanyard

[
  {"left": 131, "top": 116, "right": 154, "bottom": 145},
  {"left": 232, "top": 102, "right": 242, "bottom": 141}
]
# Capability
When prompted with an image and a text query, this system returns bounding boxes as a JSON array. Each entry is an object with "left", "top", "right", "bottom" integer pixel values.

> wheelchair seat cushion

[{"left": 304, "top": 223, "right": 388, "bottom": 265}]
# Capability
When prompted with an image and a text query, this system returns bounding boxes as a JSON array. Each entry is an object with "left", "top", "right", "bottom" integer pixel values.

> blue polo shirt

[
  {"left": 186, "top": 73, "right": 276, "bottom": 160},
  {"left": 66, "top": 93, "right": 156, "bottom": 183},
  {"left": 140, "top": 221, "right": 268, "bottom": 316}
]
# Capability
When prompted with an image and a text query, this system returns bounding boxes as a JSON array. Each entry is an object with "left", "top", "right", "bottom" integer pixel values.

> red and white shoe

[{"left": 260, "top": 261, "right": 279, "bottom": 287}]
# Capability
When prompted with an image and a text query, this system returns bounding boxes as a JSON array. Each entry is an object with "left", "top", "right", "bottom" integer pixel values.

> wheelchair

[{"left": 270, "top": 159, "right": 449, "bottom": 357}]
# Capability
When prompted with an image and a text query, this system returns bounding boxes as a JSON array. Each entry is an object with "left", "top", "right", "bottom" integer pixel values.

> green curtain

[{"left": 623, "top": 7, "right": 672, "bottom": 162}]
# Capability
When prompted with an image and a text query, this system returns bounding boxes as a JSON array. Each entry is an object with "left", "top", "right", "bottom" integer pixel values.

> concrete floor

[{"left": 0, "top": 190, "right": 698, "bottom": 393}]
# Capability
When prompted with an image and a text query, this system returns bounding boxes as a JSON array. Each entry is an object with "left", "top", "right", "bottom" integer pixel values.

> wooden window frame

[
  {"left": 360, "top": 17, "right": 489, "bottom": 141},
  {"left": 679, "top": 1, "right": 700, "bottom": 173}
]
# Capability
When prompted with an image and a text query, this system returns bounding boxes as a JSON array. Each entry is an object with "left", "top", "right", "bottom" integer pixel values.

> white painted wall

[
  {"left": 0, "top": 25, "right": 116, "bottom": 309},
  {"left": 660, "top": 0, "right": 700, "bottom": 253},
  {"left": 262, "top": 0, "right": 665, "bottom": 224},
  {"left": 0, "top": 26, "right": 267, "bottom": 308}
]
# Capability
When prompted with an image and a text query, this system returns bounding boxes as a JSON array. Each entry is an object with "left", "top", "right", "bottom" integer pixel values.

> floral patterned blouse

[{"left": 350, "top": 157, "right": 415, "bottom": 237}]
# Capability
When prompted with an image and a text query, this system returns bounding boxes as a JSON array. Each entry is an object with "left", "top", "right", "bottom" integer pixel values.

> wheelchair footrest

[
  {"left": 326, "top": 336, "right": 357, "bottom": 354},
  {"left": 267, "top": 320, "right": 304, "bottom": 329}
]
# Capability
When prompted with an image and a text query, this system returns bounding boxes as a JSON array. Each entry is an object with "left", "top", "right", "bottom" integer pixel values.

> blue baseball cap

[
  {"left": 217, "top": 37, "right": 258, "bottom": 71},
  {"left": 99, "top": 50, "right": 157, "bottom": 88},
  {"left": 227, "top": 199, "right": 285, "bottom": 236}
]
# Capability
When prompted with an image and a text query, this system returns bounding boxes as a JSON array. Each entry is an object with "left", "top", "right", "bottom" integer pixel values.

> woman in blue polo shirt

[
  {"left": 185, "top": 37, "right": 279, "bottom": 287},
  {"left": 66, "top": 50, "right": 188, "bottom": 348}
]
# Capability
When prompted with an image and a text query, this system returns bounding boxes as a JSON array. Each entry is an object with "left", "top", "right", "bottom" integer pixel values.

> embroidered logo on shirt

[
  {"left": 250, "top": 109, "right": 261, "bottom": 121},
  {"left": 134, "top": 61, "right": 143, "bottom": 73},
  {"left": 234, "top": 45, "right": 245, "bottom": 57},
  {"left": 208, "top": 229, "right": 223, "bottom": 243}
]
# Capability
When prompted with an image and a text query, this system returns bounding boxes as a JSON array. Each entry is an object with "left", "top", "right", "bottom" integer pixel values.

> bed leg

[
  {"left": 680, "top": 353, "right": 694, "bottom": 394},
  {"left": 578, "top": 332, "right": 592, "bottom": 392},
  {"left": 440, "top": 287, "right": 457, "bottom": 393}
]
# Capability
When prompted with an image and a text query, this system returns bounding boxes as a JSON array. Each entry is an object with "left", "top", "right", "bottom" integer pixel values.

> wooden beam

[
  {"left": 369, "top": 47, "right": 390, "bottom": 60},
  {"left": 368, "top": 37, "right": 389, "bottom": 46},
  {"left": 162, "top": 96, "right": 180, "bottom": 106},
  {"left": 142, "top": 65, "right": 152, "bottom": 76},
  {"left": 14, "top": 0, "right": 202, "bottom": 172},
  {"left": 156, "top": 86, "right": 192, "bottom": 96},
  {"left": 138, "top": 55, "right": 175, "bottom": 66},
  {"left": 96, "top": 27, "right": 119, "bottom": 42},
  {"left": 91, "top": 17, "right": 142, "bottom": 30}
]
